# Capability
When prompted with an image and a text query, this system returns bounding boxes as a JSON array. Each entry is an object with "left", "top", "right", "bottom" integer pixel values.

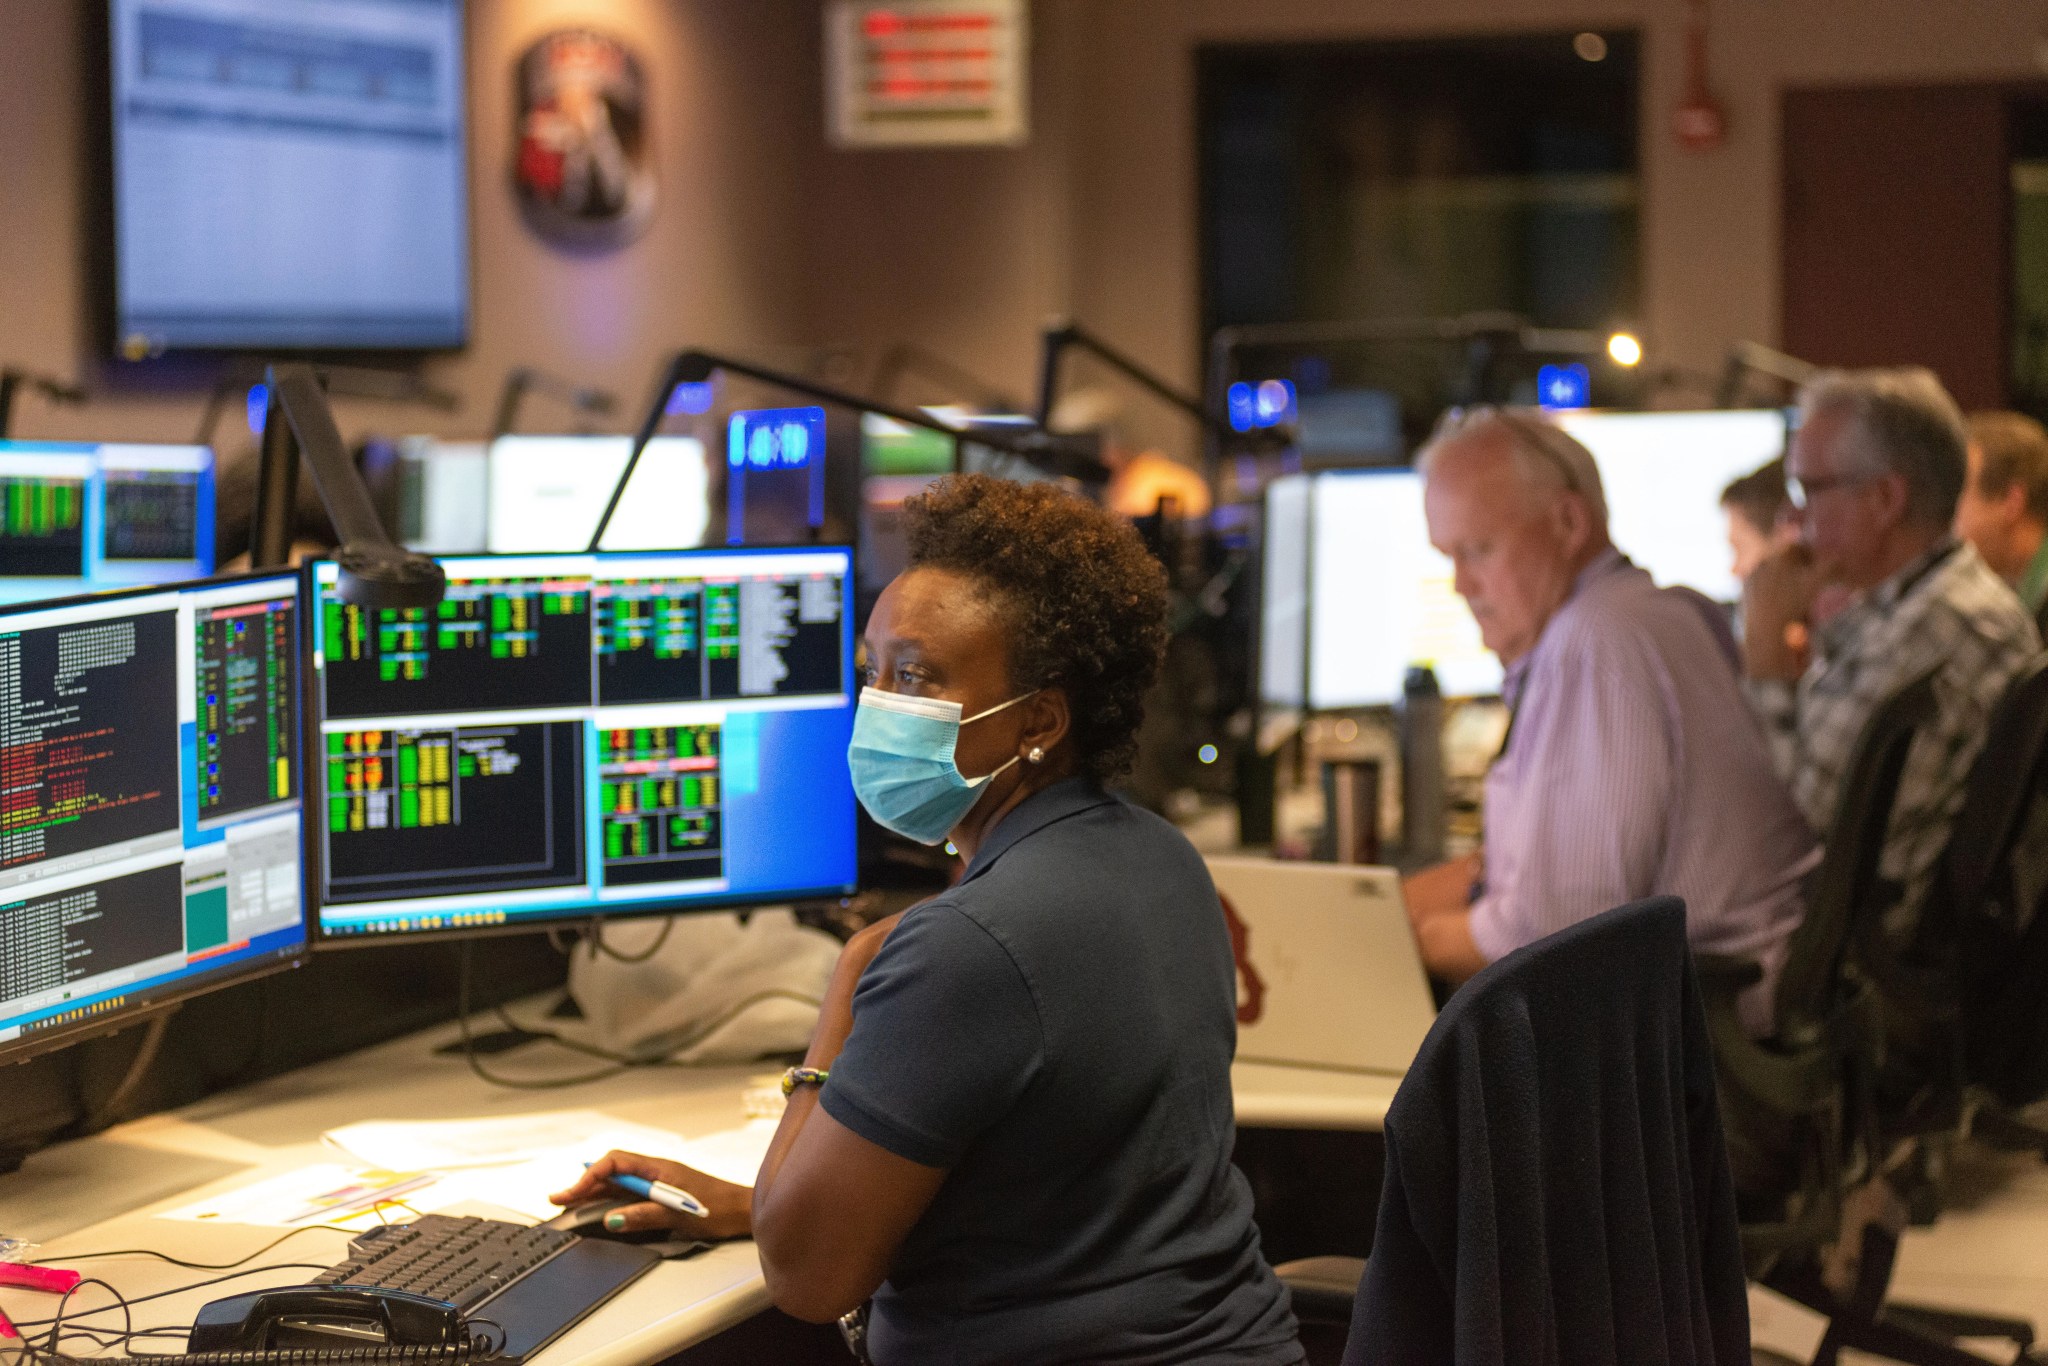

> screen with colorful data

[
  {"left": 0, "top": 443, "right": 215, "bottom": 605},
  {"left": 0, "top": 572, "right": 305, "bottom": 1063},
  {"left": 306, "top": 548, "right": 857, "bottom": 941}
]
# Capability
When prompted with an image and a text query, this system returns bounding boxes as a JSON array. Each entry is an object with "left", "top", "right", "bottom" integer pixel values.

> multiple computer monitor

[
  {"left": 1264, "top": 409, "right": 1790, "bottom": 711},
  {"left": 0, "top": 543, "right": 861, "bottom": 1065},
  {"left": 0, "top": 402, "right": 1782, "bottom": 1061},
  {"left": 0, "top": 441, "right": 215, "bottom": 603},
  {"left": 394, "top": 431, "right": 827, "bottom": 557}
]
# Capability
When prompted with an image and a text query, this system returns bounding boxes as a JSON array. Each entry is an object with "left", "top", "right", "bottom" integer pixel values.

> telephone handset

[{"left": 187, "top": 1284, "right": 483, "bottom": 1357}]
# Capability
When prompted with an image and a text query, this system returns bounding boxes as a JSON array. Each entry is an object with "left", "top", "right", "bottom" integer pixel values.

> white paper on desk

[
  {"left": 674, "top": 1119, "right": 779, "bottom": 1188},
  {"left": 323, "top": 1111, "right": 780, "bottom": 1201},
  {"left": 322, "top": 1111, "right": 691, "bottom": 1172},
  {"left": 156, "top": 1165, "right": 441, "bottom": 1228}
]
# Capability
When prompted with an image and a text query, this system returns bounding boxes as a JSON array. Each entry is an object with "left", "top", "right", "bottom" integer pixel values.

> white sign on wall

[{"left": 826, "top": 0, "right": 1029, "bottom": 147}]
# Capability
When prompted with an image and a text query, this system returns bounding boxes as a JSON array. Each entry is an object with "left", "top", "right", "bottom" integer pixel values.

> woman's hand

[{"left": 549, "top": 1150, "right": 754, "bottom": 1239}]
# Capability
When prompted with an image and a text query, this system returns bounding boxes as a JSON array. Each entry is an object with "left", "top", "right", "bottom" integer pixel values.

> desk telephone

[
  {"left": 186, "top": 1285, "right": 496, "bottom": 1358},
  {"left": 149, "top": 1213, "right": 663, "bottom": 1364}
]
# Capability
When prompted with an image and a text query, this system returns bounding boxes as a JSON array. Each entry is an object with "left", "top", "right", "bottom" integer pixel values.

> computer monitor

[
  {"left": 860, "top": 412, "right": 954, "bottom": 477},
  {"left": 394, "top": 437, "right": 488, "bottom": 554},
  {"left": 0, "top": 572, "right": 307, "bottom": 1064},
  {"left": 0, "top": 442, "right": 215, "bottom": 604},
  {"left": 106, "top": 0, "right": 469, "bottom": 352},
  {"left": 1554, "top": 409, "right": 1789, "bottom": 603},
  {"left": 306, "top": 547, "right": 858, "bottom": 942},
  {"left": 485, "top": 435, "right": 711, "bottom": 554},
  {"left": 1261, "top": 469, "right": 1501, "bottom": 712}
]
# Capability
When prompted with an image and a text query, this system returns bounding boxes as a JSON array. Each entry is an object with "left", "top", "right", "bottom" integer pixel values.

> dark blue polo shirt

[{"left": 820, "top": 778, "right": 1302, "bottom": 1365}]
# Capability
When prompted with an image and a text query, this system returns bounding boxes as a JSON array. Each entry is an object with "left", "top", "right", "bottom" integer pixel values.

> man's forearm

[{"left": 1416, "top": 909, "right": 1489, "bottom": 984}]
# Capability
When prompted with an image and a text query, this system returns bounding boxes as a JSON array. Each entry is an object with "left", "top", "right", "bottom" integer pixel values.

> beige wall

[
  {"left": 3, "top": 0, "right": 2045, "bottom": 464},
  {"left": 0, "top": 0, "right": 819, "bottom": 452},
  {"left": 1056, "top": 0, "right": 2048, "bottom": 459}
]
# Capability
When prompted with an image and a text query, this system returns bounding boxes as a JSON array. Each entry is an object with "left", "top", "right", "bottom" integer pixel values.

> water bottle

[{"left": 1400, "top": 665, "right": 1446, "bottom": 864}]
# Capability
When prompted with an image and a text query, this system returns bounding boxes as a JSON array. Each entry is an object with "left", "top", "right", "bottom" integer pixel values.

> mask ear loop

[{"left": 959, "top": 690, "right": 1039, "bottom": 727}]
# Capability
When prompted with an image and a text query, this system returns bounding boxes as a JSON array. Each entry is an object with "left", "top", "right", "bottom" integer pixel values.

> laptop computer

[{"left": 1207, "top": 856, "right": 1437, "bottom": 1077}]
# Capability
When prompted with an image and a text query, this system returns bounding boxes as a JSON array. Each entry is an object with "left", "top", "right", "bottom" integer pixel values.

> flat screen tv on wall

[{"left": 106, "top": 0, "right": 471, "bottom": 354}]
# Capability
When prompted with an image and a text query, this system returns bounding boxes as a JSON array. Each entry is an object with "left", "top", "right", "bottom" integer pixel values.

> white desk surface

[
  {"left": 0, "top": 1014, "right": 775, "bottom": 1363},
  {"left": 1231, "top": 1061, "right": 1397, "bottom": 1132},
  {"left": 0, "top": 1012, "right": 1392, "bottom": 1360}
]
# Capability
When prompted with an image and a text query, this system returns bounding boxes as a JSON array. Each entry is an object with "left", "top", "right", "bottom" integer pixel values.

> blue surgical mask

[{"left": 847, "top": 686, "right": 1036, "bottom": 845}]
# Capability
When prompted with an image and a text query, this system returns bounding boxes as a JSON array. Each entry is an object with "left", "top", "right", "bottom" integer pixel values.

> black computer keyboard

[
  {"left": 303, "top": 1214, "right": 661, "bottom": 1362},
  {"left": 314, "top": 1216, "right": 574, "bottom": 1313}
]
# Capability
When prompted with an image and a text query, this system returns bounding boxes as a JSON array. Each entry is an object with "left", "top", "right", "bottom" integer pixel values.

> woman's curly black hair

[{"left": 903, "top": 475, "right": 1169, "bottom": 783}]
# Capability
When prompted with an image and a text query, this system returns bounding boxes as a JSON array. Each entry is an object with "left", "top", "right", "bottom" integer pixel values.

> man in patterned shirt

[{"left": 1743, "top": 368, "right": 2040, "bottom": 936}]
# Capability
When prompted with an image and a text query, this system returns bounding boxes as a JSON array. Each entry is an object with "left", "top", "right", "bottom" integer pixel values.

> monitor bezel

[
  {"left": 300, "top": 546, "right": 862, "bottom": 949},
  {"left": 0, "top": 568, "right": 313, "bottom": 1068}
]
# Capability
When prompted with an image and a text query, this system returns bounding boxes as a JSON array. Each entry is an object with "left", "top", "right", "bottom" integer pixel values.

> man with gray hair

[
  {"left": 1744, "top": 367, "right": 2040, "bottom": 932},
  {"left": 1404, "top": 408, "right": 1818, "bottom": 1033}
]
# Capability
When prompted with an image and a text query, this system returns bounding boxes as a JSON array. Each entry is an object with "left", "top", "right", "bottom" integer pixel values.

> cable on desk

[
  {"left": 6, "top": 1267, "right": 332, "bottom": 1334},
  {"left": 584, "top": 917, "right": 674, "bottom": 964},
  {"left": 487, "top": 990, "right": 823, "bottom": 1068},
  {"left": 11, "top": 1283, "right": 505, "bottom": 1364},
  {"left": 31, "top": 1226, "right": 356, "bottom": 1273},
  {"left": 455, "top": 943, "right": 628, "bottom": 1091},
  {"left": 453, "top": 941, "right": 822, "bottom": 1090},
  {"left": 39, "top": 1277, "right": 130, "bottom": 1362}
]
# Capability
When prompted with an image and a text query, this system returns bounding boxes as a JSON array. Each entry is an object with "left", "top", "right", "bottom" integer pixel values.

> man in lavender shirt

[{"left": 1403, "top": 408, "right": 1819, "bottom": 1035}]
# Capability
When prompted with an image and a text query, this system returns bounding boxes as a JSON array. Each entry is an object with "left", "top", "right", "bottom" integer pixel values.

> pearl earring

[{"left": 1028, "top": 747, "right": 1045, "bottom": 764}]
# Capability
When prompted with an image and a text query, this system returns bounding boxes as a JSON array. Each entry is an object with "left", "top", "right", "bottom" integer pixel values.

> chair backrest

[
  {"left": 1344, "top": 899, "right": 1749, "bottom": 1365},
  {"left": 1921, "top": 656, "right": 2048, "bottom": 1103},
  {"left": 1772, "top": 667, "right": 1942, "bottom": 1037},
  {"left": 1924, "top": 656, "right": 2048, "bottom": 934}
]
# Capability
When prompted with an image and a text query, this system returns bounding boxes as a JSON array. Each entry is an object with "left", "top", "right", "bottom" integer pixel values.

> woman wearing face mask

[{"left": 553, "top": 475, "right": 1302, "bottom": 1365}]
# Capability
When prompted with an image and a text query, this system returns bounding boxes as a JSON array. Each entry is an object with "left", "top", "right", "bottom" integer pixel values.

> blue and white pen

[{"left": 587, "top": 1164, "right": 710, "bottom": 1218}]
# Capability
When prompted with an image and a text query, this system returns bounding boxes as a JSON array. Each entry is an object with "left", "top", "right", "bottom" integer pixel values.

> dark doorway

[{"left": 1197, "top": 32, "right": 1641, "bottom": 447}]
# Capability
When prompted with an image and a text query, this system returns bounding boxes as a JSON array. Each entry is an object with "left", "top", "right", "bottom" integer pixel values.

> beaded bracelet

[{"left": 782, "top": 1066, "right": 830, "bottom": 1097}]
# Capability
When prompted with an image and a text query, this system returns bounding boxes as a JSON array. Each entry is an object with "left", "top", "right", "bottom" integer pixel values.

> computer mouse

[
  {"left": 544, "top": 1196, "right": 641, "bottom": 1237},
  {"left": 543, "top": 1198, "right": 710, "bottom": 1258}
]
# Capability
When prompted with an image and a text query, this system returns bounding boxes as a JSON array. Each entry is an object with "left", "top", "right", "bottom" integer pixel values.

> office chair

[
  {"left": 1278, "top": 673, "right": 1947, "bottom": 1350},
  {"left": 1700, "top": 666, "right": 2043, "bottom": 1365},
  {"left": 1911, "top": 657, "right": 2048, "bottom": 1152},
  {"left": 1277, "top": 898, "right": 1750, "bottom": 1364}
]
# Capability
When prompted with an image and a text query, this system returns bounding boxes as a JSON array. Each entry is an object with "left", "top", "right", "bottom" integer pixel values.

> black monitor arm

[
  {"left": 258, "top": 363, "right": 446, "bottom": 609},
  {"left": 193, "top": 361, "right": 459, "bottom": 449},
  {"left": 1033, "top": 320, "right": 1235, "bottom": 437},
  {"left": 868, "top": 343, "right": 1020, "bottom": 413},
  {"left": 1716, "top": 340, "right": 1818, "bottom": 409},
  {"left": 588, "top": 348, "right": 1106, "bottom": 553},
  {"left": 0, "top": 368, "right": 88, "bottom": 439},
  {"left": 491, "top": 366, "right": 619, "bottom": 440}
]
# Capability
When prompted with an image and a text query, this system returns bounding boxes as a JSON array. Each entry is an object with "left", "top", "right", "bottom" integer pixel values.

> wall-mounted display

[
  {"left": 105, "top": 0, "right": 471, "bottom": 354},
  {"left": 826, "top": 0, "right": 1029, "bottom": 148}
]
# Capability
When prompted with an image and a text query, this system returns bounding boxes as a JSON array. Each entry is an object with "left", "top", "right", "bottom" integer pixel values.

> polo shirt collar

[
  {"left": 1817, "top": 536, "right": 1962, "bottom": 657},
  {"left": 961, "top": 776, "right": 1116, "bottom": 882},
  {"left": 1867, "top": 536, "right": 1961, "bottom": 611}
]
